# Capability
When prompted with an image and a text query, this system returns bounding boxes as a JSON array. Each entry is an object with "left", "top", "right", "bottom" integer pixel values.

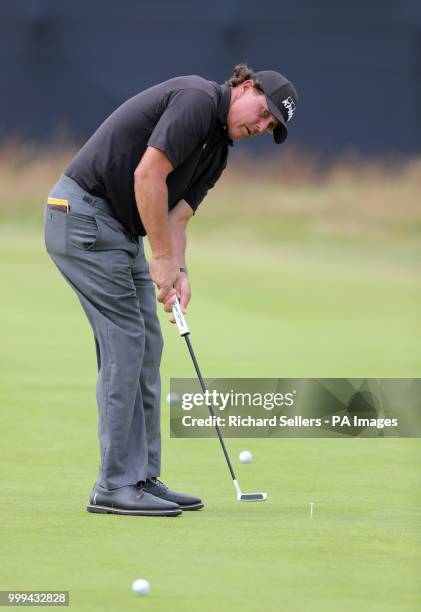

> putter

[{"left": 172, "top": 298, "right": 267, "bottom": 502}]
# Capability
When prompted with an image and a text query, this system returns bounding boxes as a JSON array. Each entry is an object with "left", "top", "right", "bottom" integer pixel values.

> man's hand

[
  {"left": 150, "top": 255, "right": 179, "bottom": 306},
  {"left": 175, "top": 272, "right": 191, "bottom": 312},
  {"left": 166, "top": 271, "right": 191, "bottom": 322}
]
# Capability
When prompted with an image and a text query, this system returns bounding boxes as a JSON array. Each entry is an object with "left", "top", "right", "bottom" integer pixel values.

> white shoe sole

[{"left": 86, "top": 504, "right": 181, "bottom": 516}]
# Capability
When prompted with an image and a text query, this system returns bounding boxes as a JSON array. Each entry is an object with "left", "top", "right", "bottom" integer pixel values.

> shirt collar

[{"left": 217, "top": 84, "right": 233, "bottom": 146}]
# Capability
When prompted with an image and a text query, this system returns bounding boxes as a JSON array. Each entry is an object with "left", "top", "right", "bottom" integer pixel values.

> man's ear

[{"left": 240, "top": 79, "right": 254, "bottom": 94}]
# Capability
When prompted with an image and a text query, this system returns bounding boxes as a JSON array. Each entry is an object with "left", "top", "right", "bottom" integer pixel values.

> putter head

[
  {"left": 233, "top": 479, "right": 267, "bottom": 502},
  {"left": 238, "top": 492, "right": 267, "bottom": 502}
]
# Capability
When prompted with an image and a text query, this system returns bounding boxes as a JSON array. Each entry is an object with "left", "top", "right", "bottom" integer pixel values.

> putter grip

[{"left": 172, "top": 298, "right": 190, "bottom": 336}]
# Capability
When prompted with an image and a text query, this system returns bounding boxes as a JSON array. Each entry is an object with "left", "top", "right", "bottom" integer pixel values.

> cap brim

[{"left": 266, "top": 97, "right": 288, "bottom": 144}]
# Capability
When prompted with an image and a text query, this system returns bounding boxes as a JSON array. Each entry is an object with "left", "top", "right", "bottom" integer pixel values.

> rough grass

[{"left": 1, "top": 144, "right": 420, "bottom": 245}]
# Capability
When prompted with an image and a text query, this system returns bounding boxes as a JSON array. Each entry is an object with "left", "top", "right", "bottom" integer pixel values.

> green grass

[{"left": 1, "top": 207, "right": 420, "bottom": 611}]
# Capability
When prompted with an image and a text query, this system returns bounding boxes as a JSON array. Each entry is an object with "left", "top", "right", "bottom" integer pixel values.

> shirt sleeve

[
  {"left": 147, "top": 89, "right": 215, "bottom": 169},
  {"left": 183, "top": 157, "right": 228, "bottom": 213}
]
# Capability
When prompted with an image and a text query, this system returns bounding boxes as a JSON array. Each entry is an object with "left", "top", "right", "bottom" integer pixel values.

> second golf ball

[
  {"left": 166, "top": 392, "right": 180, "bottom": 405},
  {"left": 132, "top": 578, "right": 150, "bottom": 596},
  {"left": 239, "top": 450, "right": 252, "bottom": 463}
]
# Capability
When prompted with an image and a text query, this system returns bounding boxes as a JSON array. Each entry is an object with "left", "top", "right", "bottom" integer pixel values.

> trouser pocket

[
  {"left": 44, "top": 206, "right": 68, "bottom": 255},
  {"left": 68, "top": 212, "right": 101, "bottom": 251}
]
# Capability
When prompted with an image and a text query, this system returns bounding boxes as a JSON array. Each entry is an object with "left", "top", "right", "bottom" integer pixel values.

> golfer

[{"left": 44, "top": 64, "right": 298, "bottom": 516}]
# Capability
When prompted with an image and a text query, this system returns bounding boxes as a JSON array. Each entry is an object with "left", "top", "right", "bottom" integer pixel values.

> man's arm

[
  {"left": 168, "top": 199, "right": 193, "bottom": 315},
  {"left": 134, "top": 146, "right": 179, "bottom": 309}
]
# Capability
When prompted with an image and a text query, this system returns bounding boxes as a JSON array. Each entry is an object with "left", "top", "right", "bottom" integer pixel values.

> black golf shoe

[
  {"left": 143, "top": 478, "right": 204, "bottom": 511},
  {"left": 86, "top": 483, "right": 182, "bottom": 516}
]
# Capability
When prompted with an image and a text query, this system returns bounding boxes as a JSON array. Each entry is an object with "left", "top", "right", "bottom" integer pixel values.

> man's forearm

[
  {"left": 168, "top": 199, "right": 193, "bottom": 270},
  {"left": 169, "top": 218, "right": 187, "bottom": 269},
  {"left": 168, "top": 201, "right": 192, "bottom": 311},
  {"left": 135, "top": 174, "right": 173, "bottom": 258}
]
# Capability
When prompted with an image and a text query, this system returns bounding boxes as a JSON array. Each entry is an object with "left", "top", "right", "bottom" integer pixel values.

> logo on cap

[{"left": 282, "top": 96, "right": 296, "bottom": 122}]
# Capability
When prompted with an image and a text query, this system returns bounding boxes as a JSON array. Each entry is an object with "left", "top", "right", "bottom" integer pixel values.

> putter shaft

[
  {"left": 183, "top": 334, "right": 237, "bottom": 482},
  {"left": 172, "top": 299, "right": 267, "bottom": 501}
]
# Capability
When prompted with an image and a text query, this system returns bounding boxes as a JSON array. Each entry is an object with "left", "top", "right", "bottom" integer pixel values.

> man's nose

[{"left": 256, "top": 118, "right": 272, "bottom": 133}]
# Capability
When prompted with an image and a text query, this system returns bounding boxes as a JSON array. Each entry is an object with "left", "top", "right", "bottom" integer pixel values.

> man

[{"left": 44, "top": 64, "right": 298, "bottom": 517}]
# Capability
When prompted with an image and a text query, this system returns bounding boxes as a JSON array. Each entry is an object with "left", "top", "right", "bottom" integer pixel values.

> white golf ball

[
  {"left": 166, "top": 392, "right": 180, "bottom": 405},
  {"left": 239, "top": 450, "right": 253, "bottom": 463},
  {"left": 132, "top": 578, "right": 150, "bottom": 596}
]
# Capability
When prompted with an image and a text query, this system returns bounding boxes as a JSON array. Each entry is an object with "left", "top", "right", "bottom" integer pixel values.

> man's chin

[{"left": 229, "top": 129, "right": 246, "bottom": 141}]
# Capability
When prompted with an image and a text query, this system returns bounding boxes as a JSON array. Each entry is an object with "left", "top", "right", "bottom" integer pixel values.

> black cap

[{"left": 254, "top": 70, "right": 298, "bottom": 144}]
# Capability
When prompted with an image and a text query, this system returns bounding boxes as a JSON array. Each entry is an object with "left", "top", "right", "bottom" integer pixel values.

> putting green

[{"left": 1, "top": 218, "right": 420, "bottom": 611}]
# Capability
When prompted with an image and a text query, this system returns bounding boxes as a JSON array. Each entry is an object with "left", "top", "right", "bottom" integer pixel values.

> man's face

[{"left": 227, "top": 82, "right": 279, "bottom": 141}]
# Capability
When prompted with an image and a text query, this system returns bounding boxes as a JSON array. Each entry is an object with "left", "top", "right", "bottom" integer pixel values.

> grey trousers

[{"left": 44, "top": 175, "right": 162, "bottom": 489}]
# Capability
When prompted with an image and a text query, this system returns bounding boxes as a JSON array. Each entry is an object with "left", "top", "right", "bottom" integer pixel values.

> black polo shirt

[{"left": 65, "top": 76, "right": 233, "bottom": 237}]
